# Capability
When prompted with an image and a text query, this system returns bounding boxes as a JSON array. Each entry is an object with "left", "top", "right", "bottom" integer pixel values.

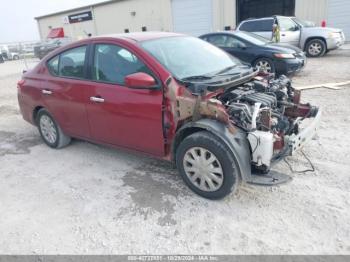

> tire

[
  {"left": 253, "top": 58, "right": 275, "bottom": 74},
  {"left": 36, "top": 109, "right": 71, "bottom": 149},
  {"left": 305, "top": 39, "right": 326, "bottom": 57},
  {"left": 176, "top": 131, "right": 240, "bottom": 200}
]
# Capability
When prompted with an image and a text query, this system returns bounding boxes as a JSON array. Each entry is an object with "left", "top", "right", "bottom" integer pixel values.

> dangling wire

[{"left": 283, "top": 149, "right": 315, "bottom": 173}]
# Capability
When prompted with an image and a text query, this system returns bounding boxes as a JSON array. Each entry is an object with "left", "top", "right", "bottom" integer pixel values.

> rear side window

[
  {"left": 207, "top": 35, "right": 245, "bottom": 48},
  {"left": 59, "top": 46, "right": 87, "bottom": 79},
  {"left": 93, "top": 44, "right": 151, "bottom": 85},
  {"left": 47, "top": 45, "right": 87, "bottom": 79},
  {"left": 240, "top": 19, "right": 273, "bottom": 32},
  {"left": 239, "top": 21, "right": 257, "bottom": 32}
]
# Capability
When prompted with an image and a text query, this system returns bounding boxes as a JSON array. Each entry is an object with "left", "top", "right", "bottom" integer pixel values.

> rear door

[
  {"left": 84, "top": 41, "right": 164, "bottom": 156},
  {"left": 238, "top": 19, "right": 274, "bottom": 40},
  {"left": 43, "top": 45, "right": 90, "bottom": 138},
  {"left": 277, "top": 17, "right": 300, "bottom": 46}
]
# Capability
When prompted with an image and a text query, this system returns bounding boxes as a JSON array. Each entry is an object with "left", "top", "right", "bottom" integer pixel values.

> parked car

[
  {"left": 237, "top": 16, "right": 346, "bottom": 57},
  {"left": 1, "top": 50, "right": 20, "bottom": 60},
  {"left": 17, "top": 32, "right": 321, "bottom": 199},
  {"left": 200, "top": 31, "right": 306, "bottom": 76},
  {"left": 34, "top": 38, "right": 72, "bottom": 59}
]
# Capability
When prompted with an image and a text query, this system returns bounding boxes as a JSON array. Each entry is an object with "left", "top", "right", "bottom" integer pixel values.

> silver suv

[{"left": 237, "top": 16, "right": 346, "bottom": 57}]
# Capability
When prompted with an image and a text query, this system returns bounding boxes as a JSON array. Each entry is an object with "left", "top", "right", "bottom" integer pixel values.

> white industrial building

[{"left": 35, "top": 0, "right": 349, "bottom": 40}]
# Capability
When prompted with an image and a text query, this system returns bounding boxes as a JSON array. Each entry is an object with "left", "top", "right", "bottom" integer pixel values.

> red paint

[
  {"left": 17, "top": 33, "right": 186, "bottom": 159},
  {"left": 124, "top": 72, "right": 157, "bottom": 88}
]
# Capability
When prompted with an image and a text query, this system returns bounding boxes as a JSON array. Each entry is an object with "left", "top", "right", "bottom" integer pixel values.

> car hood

[
  {"left": 261, "top": 43, "right": 299, "bottom": 54},
  {"left": 302, "top": 26, "right": 343, "bottom": 33},
  {"left": 185, "top": 64, "right": 257, "bottom": 93},
  {"left": 261, "top": 43, "right": 300, "bottom": 54}
]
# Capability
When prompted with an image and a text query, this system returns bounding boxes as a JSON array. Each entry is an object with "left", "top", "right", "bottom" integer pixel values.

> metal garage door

[
  {"left": 328, "top": 0, "right": 350, "bottom": 39},
  {"left": 237, "top": 0, "right": 295, "bottom": 23},
  {"left": 171, "top": 0, "right": 213, "bottom": 36}
]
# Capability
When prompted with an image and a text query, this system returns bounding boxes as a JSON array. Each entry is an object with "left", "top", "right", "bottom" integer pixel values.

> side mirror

[
  {"left": 239, "top": 43, "right": 247, "bottom": 49},
  {"left": 124, "top": 72, "right": 158, "bottom": 89},
  {"left": 293, "top": 25, "right": 300, "bottom": 31}
]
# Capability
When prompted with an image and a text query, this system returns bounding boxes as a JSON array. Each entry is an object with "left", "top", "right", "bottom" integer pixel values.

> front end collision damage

[{"left": 164, "top": 73, "right": 320, "bottom": 186}]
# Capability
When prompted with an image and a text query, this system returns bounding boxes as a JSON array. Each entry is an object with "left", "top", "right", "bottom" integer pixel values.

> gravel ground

[{"left": 0, "top": 48, "right": 350, "bottom": 255}]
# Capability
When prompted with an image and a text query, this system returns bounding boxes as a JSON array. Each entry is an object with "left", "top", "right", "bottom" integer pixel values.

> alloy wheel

[
  {"left": 255, "top": 60, "right": 272, "bottom": 73},
  {"left": 308, "top": 42, "right": 322, "bottom": 56}
]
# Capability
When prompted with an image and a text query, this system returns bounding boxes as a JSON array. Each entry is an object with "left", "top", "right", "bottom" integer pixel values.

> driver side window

[
  {"left": 208, "top": 35, "right": 245, "bottom": 48},
  {"left": 93, "top": 44, "right": 151, "bottom": 85},
  {"left": 279, "top": 17, "right": 298, "bottom": 31}
]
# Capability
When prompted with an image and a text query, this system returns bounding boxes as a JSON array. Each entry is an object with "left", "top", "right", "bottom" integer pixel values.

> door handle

[
  {"left": 42, "top": 89, "right": 52, "bottom": 95},
  {"left": 281, "top": 34, "right": 286, "bottom": 37},
  {"left": 90, "top": 96, "right": 105, "bottom": 103}
]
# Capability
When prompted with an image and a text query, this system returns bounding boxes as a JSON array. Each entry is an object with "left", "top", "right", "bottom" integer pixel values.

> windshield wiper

[{"left": 181, "top": 75, "right": 213, "bottom": 81}]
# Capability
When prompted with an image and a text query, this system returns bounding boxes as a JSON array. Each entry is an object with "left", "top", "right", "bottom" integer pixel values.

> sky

[{"left": 0, "top": 0, "right": 107, "bottom": 43}]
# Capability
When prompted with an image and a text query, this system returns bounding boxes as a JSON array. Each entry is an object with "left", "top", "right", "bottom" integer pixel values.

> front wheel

[
  {"left": 305, "top": 39, "right": 326, "bottom": 57},
  {"left": 253, "top": 58, "right": 275, "bottom": 74},
  {"left": 37, "top": 109, "right": 71, "bottom": 149},
  {"left": 176, "top": 131, "right": 240, "bottom": 199}
]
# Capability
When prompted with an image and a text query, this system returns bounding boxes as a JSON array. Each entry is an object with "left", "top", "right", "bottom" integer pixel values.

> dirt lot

[{"left": 0, "top": 47, "right": 350, "bottom": 255}]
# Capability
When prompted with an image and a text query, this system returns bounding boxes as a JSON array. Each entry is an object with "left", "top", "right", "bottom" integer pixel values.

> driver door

[
  {"left": 84, "top": 42, "right": 165, "bottom": 156},
  {"left": 277, "top": 17, "right": 300, "bottom": 46}
]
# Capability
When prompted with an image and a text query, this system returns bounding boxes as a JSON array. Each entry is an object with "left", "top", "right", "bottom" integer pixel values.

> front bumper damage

[
  {"left": 247, "top": 108, "right": 321, "bottom": 186},
  {"left": 287, "top": 108, "right": 322, "bottom": 155}
]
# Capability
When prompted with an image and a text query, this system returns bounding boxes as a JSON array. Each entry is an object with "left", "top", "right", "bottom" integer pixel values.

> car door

[
  {"left": 277, "top": 17, "right": 300, "bottom": 46},
  {"left": 206, "top": 34, "right": 252, "bottom": 63},
  {"left": 84, "top": 41, "right": 165, "bottom": 156},
  {"left": 43, "top": 45, "right": 90, "bottom": 138}
]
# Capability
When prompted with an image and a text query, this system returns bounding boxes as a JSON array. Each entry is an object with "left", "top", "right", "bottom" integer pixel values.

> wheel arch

[
  {"left": 33, "top": 105, "right": 45, "bottom": 125},
  {"left": 303, "top": 36, "right": 327, "bottom": 51},
  {"left": 172, "top": 119, "right": 252, "bottom": 182}
]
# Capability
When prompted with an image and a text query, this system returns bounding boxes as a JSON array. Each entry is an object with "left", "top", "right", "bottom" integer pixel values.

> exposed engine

[{"left": 219, "top": 75, "right": 319, "bottom": 171}]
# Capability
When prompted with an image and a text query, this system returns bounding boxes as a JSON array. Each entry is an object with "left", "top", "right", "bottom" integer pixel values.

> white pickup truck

[{"left": 237, "top": 16, "right": 346, "bottom": 57}]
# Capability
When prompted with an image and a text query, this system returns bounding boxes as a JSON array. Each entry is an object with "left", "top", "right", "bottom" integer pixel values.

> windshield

[
  {"left": 292, "top": 18, "right": 315, "bottom": 28},
  {"left": 235, "top": 31, "right": 271, "bottom": 45},
  {"left": 140, "top": 36, "right": 241, "bottom": 80}
]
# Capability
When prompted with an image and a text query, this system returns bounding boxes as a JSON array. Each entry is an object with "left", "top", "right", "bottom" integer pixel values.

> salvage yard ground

[{"left": 0, "top": 46, "right": 350, "bottom": 254}]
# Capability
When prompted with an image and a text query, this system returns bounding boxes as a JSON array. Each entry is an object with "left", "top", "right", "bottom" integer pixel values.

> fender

[{"left": 172, "top": 119, "right": 252, "bottom": 182}]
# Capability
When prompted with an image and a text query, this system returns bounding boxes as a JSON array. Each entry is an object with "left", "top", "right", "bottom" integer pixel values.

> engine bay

[{"left": 218, "top": 75, "right": 319, "bottom": 171}]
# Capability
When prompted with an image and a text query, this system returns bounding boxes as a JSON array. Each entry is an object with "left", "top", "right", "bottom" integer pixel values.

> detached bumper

[{"left": 287, "top": 108, "right": 322, "bottom": 155}]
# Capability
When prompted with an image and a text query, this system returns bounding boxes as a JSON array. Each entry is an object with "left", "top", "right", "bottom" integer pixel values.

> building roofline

[{"left": 34, "top": 0, "right": 123, "bottom": 20}]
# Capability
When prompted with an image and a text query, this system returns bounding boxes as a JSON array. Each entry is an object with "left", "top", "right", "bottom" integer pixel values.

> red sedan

[{"left": 17, "top": 32, "right": 320, "bottom": 199}]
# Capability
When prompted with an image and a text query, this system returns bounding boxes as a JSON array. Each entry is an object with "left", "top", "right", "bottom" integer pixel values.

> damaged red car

[{"left": 17, "top": 32, "right": 321, "bottom": 199}]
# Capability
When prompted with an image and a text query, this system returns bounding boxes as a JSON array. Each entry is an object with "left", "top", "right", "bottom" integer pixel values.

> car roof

[
  {"left": 91, "top": 31, "right": 185, "bottom": 42},
  {"left": 241, "top": 15, "right": 294, "bottom": 23}
]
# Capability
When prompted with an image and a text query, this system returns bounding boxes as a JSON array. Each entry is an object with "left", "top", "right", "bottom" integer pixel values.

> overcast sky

[{"left": 0, "top": 0, "right": 107, "bottom": 43}]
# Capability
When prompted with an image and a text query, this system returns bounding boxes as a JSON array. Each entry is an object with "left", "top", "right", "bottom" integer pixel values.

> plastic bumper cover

[{"left": 287, "top": 108, "right": 322, "bottom": 155}]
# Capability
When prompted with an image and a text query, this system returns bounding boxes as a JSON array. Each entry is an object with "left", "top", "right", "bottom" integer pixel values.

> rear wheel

[
  {"left": 254, "top": 58, "right": 275, "bottom": 74},
  {"left": 176, "top": 131, "right": 240, "bottom": 199},
  {"left": 305, "top": 39, "right": 326, "bottom": 57},
  {"left": 37, "top": 109, "right": 71, "bottom": 148}
]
